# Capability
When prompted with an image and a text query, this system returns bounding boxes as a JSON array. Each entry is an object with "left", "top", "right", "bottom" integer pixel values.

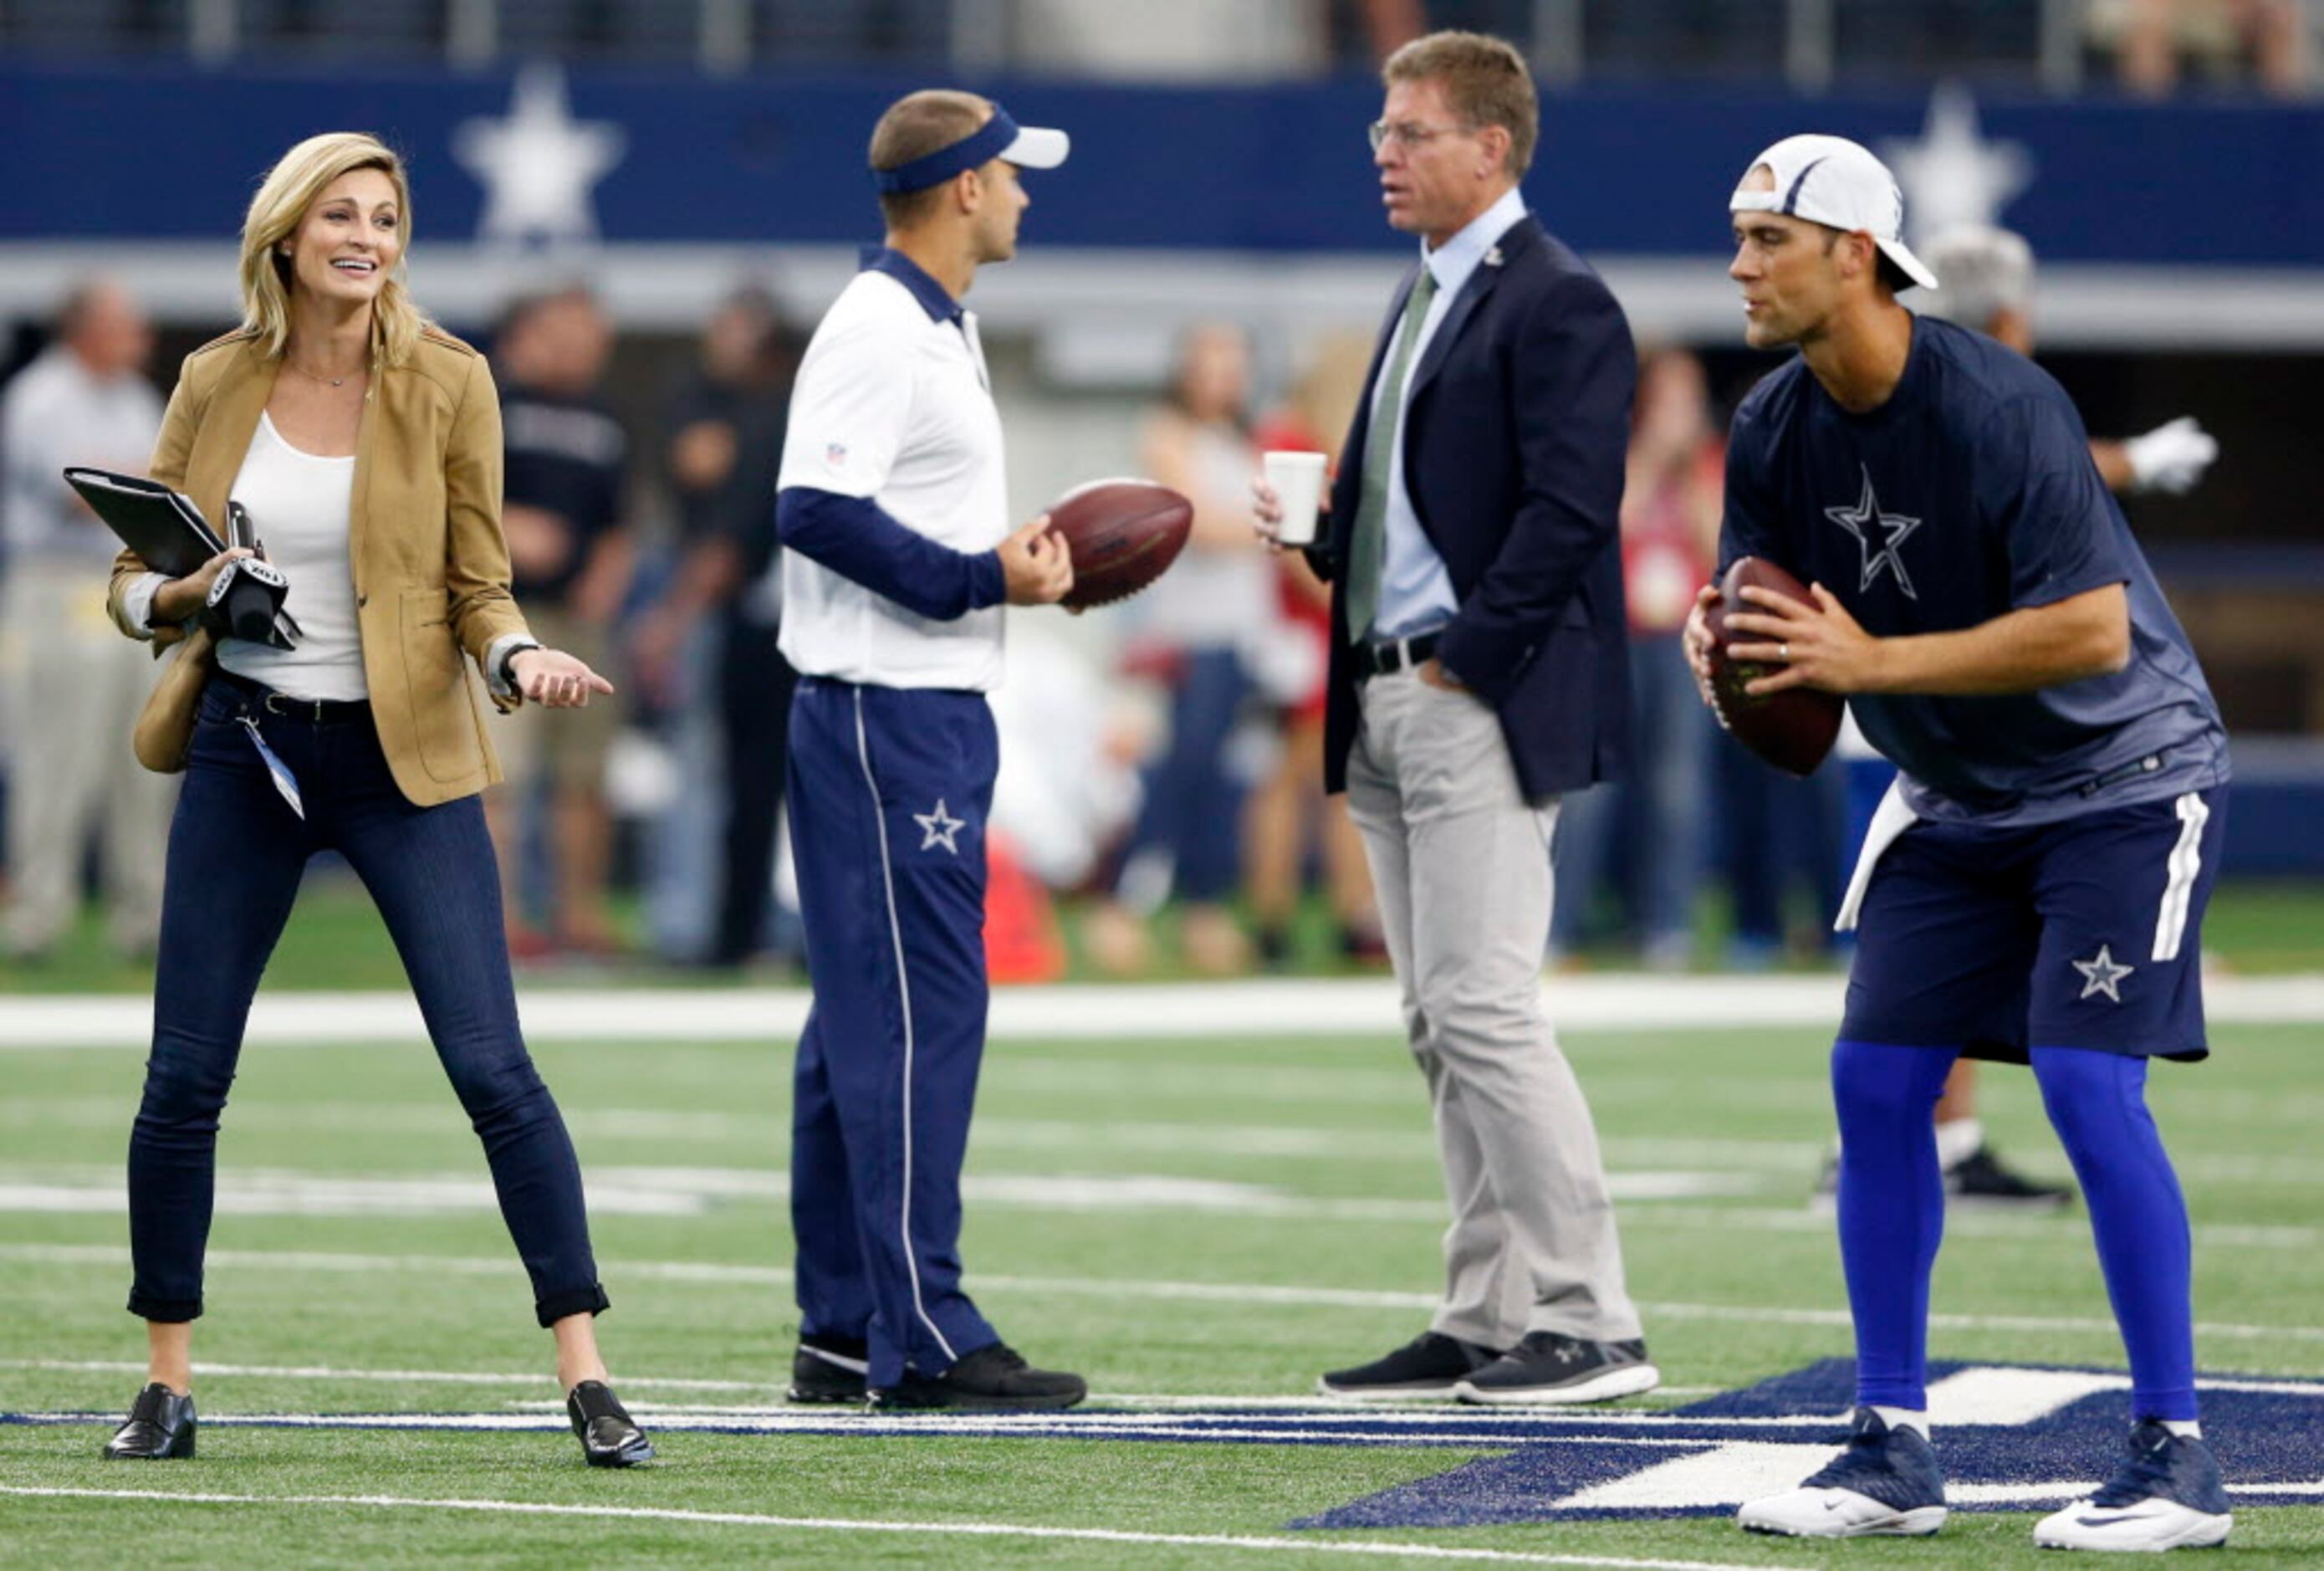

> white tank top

[{"left": 215, "top": 412, "right": 366, "bottom": 702}]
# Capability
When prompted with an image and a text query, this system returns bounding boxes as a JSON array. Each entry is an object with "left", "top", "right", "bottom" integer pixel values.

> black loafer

[
  {"left": 566, "top": 1379, "right": 654, "bottom": 1467},
  {"left": 788, "top": 1334, "right": 870, "bottom": 1404},
  {"left": 868, "top": 1343, "right": 1085, "bottom": 1412},
  {"left": 103, "top": 1383, "right": 197, "bottom": 1460}
]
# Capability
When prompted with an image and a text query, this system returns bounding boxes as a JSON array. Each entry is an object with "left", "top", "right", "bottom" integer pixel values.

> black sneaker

[
  {"left": 1453, "top": 1331, "right": 1659, "bottom": 1405},
  {"left": 787, "top": 1333, "right": 870, "bottom": 1404},
  {"left": 868, "top": 1343, "right": 1085, "bottom": 1412},
  {"left": 1946, "top": 1144, "right": 2074, "bottom": 1210},
  {"left": 1318, "top": 1330, "right": 1502, "bottom": 1402}
]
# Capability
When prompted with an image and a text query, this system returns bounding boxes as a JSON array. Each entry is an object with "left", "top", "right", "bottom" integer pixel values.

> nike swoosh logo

[{"left": 2074, "top": 1512, "right": 2158, "bottom": 1528}]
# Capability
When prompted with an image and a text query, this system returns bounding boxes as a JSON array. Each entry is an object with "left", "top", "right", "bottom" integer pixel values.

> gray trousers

[
  {"left": 1346, "top": 665, "right": 1642, "bottom": 1347},
  {"left": 3, "top": 559, "right": 173, "bottom": 956}
]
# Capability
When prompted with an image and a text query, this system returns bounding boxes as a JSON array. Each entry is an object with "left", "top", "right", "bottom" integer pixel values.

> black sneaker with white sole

[
  {"left": 2032, "top": 1420, "right": 2233, "bottom": 1551},
  {"left": 1317, "top": 1331, "right": 1503, "bottom": 1402},
  {"left": 1453, "top": 1331, "right": 1659, "bottom": 1405},
  {"left": 1738, "top": 1407, "right": 1948, "bottom": 1538},
  {"left": 867, "top": 1343, "right": 1086, "bottom": 1412}
]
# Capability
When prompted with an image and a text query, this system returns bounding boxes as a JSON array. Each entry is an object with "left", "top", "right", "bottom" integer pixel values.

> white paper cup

[{"left": 1263, "top": 450, "right": 1328, "bottom": 546}]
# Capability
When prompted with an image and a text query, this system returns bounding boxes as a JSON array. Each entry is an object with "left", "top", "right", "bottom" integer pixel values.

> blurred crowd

[
  {"left": 6, "top": 0, "right": 2314, "bottom": 96},
  {"left": 0, "top": 245, "right": 2228, "bottom": 979}
]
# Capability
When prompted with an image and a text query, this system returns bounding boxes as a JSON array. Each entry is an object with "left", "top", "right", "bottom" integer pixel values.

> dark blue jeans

[
  {"left": 1119, "top": 646, "right": 1251, "bottom": 903},
  {"left": 126, "top": 678, "right": 608, "bottom": 1328}
]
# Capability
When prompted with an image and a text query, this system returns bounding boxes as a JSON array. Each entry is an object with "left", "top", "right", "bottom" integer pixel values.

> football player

[{"left": 1693, "top": 136, "right": 2234, "bottom": 1552}]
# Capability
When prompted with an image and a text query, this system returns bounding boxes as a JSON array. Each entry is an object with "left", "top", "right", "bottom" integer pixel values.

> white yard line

[
  {"left": 11, "top": 1357, "right": 2313, "bottom": 1409},
  {"left": 12, "top": 1097, "right": 2319, "bottom": 1189},
  {"left": 11, "top": 1168, "right": 2313, "bottom": 1248},
  {"left": 3, "top": 974, "right": 2317, "bottom": 1049},
  {"left": 0, "top": 1360, "right": 1713, "bottom": 1405},
  {"left": 8, "top": 1412, "right": 1714, "bottom": 1447},
  {"left": 0, "top": 1486, "right": 1811, "bottom": 1570},
  {"left": 0, "top": 1166, "right": 1761, "bottom": 1222},
  {"left": 8, "top": 1241, "right": 2324, "bottom": 1345},
  {"left": 0, "top": 1358, "right": 763, "bottom": 1394}
]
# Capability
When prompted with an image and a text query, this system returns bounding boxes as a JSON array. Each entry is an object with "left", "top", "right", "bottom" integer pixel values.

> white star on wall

[
  {"left": 1881, "top": 81, "right": 2034, "bottom": 247},
  {"left": 453, "top": 64, "right": 627, "bottom": 246}
]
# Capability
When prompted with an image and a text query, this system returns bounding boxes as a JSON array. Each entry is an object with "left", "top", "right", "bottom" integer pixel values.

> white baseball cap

[{"left": 1729, "top": 134, "right": 1938, "bottom": 291}]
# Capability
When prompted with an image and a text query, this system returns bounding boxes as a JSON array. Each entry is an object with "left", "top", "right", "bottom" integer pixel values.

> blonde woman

[{"left": 99, "top": 133, "right": 651, "bottom": 1467}]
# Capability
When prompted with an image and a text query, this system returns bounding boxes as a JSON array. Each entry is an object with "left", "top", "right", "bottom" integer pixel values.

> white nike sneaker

[
  {"left": 2033, "top": 1420, "right": 2232, "bottom": 1552},
  {"left": 1736, "top": 1407, "right": 1949, "bottom": 1538}
]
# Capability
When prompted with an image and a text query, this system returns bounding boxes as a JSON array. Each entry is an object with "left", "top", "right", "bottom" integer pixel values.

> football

[
  {"left": 1705, "top": 555, "right": 1843, "bottom": 778},
  {"left": 1043, "top": 478, "right": 1193, "bottom": 611}
]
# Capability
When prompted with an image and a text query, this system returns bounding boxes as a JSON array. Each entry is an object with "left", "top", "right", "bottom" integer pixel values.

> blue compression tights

[{"left": 1831, "top": 1040, "right": 2197, "bottom": 1421}]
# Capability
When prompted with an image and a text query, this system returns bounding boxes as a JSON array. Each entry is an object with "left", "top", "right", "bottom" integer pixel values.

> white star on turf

[
  {"left": 914, "top": 800, "right": 966, "bottom": 855},
  {"left": 1880, "top": 80, "right": 2034, "bottom": 246},
  {"left": 1825, "top": 466, "right": 1923, "bottom": 600},
  {"left": 2073, "top": 944, "right": 2135, "bottom": 1004},
  {"left": 453, "top": 64, "right": 626, "bottom": 247}
]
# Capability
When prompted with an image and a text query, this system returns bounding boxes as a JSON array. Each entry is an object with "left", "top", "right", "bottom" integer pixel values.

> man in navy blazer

[{"left": 1258, "top": 29, "right": 1652, "bottom": 1406}]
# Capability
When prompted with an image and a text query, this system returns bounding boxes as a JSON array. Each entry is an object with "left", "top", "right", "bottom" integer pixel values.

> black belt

[
  {"left": 215, "top": 669, "right": 371, "bottom": 726},
  {"left": 1349, "top": 631, "right": 1440, "bottom": 682}
]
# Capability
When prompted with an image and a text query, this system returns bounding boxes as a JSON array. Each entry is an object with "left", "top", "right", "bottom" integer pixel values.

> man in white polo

[{"left": 772, "top": 88, "right": 1082, "bottom": 1412}]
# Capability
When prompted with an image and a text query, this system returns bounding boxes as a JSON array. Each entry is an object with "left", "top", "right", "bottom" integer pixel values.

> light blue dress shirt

[{"left": 1366, "top": 185, "right": 1530, "bottom": 642}]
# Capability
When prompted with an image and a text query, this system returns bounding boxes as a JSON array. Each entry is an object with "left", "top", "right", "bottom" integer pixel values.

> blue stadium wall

[{"left": 4, "top": 64, "right": 2321, "bottom": 262}]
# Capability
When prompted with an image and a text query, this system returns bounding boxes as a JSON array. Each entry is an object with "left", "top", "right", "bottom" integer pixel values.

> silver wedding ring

[{"left": 1780, "top": 642, "right": 1790, "bottom": 661}]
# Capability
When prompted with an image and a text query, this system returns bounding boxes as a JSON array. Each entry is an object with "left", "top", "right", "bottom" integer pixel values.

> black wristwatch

[{"left": 498, "top": 639, "right": 542, "bottom": 691}]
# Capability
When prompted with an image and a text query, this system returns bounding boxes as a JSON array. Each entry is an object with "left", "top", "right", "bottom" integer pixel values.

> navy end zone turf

[{"left": 1299, "top": 1359, "right": 2324, "bottom": 1528}]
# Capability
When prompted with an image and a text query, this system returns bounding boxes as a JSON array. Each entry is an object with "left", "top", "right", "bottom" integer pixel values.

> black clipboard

[{"left": 64, "top": 467, "right": 301, "bottom": 648}]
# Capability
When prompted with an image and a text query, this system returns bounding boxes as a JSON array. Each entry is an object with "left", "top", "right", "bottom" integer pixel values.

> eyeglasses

[{"left": 1367, "top": 120, "right": 1476, "bottom": 153}]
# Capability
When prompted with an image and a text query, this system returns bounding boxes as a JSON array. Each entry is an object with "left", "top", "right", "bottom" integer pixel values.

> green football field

[{"left": 3, "top": 979, "right": 2321, "bottom": 1567}]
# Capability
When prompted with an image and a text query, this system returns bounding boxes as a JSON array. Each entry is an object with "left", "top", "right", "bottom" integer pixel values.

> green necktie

[{"left": 1345, "top": 266, "right": 1439, "bottom": 645}]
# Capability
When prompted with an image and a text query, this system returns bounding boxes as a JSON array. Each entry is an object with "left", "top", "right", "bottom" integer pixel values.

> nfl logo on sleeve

[{"left": 825, "top": 441, "right": 848, "bottom": 468}]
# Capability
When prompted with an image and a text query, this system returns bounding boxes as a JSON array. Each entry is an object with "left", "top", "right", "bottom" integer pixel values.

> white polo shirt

[{"left": 778, "top": 250, "right": 1009, "bottom": 692}]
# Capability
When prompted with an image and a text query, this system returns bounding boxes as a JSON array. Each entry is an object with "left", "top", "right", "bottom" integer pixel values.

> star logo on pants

[
  {"left": 913, "top": 799, "right": 966, "bottom": 855},
  {"left": 1825, "top": 465, "right": 1922, "bottom": 600},
  {"left": 2072, "top": 944, "right": 2135, "bottom": 1003}
]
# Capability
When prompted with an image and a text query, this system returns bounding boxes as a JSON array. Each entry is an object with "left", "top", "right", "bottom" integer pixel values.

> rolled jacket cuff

[
  {"left": 534, "top": 1282, "right": 610, "bottom": 1328},
  {"left": 127, "top": 1292, "right": 203, "bottom": 1323},
  {"left": 121, "top": 571, "right": 171, "bottom": 641}
]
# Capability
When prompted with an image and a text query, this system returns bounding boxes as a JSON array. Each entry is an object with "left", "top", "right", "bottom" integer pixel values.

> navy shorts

[{"left": 1841, "top": 787, "right": 2225, "bottom": 1062}]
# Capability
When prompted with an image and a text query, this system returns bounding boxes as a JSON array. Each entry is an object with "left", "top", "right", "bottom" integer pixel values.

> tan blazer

[{"left": 110, "top": 326, "right": 532, "bottom": 808}]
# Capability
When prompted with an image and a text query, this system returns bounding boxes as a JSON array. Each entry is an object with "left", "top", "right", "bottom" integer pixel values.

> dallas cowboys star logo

[
  {"left": 2073, "top": 944, "right": 2135, "bottom": 1004},
  {"left": 1825, "top": 466, "right": 1923, "bottom": 600},
  {"left": 1880, "top": 80, "right": 2035, "bottom": 246},
  {"left": 913, "top": 800, "right": 966, "bottom": 855},
  {"left": 453, "top": 64, "right": 626, "bottom": 247}
]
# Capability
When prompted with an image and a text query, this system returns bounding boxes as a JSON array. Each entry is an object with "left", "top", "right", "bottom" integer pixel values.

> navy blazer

[{"left": 1312, "top": 213, "right": 1635, "bottom": 800}]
